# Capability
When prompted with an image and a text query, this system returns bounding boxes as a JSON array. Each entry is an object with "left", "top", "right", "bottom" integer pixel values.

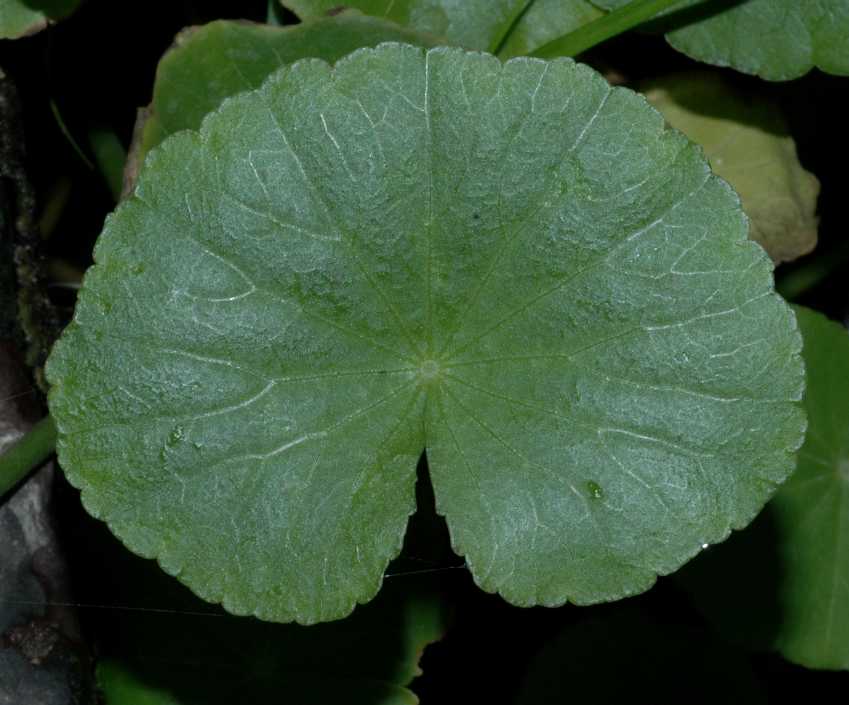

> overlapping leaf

[
  {"left": 47, "top": 44, "right": 805, "bottom": 623},
  {"left": 679, "top": 307, "right": 849, "bottom": 670},
  {"left": 643, "top": 72, "right": 819, "bottom": 263},
  {"left": 136, "top": 13, "right": 435, "bottom": 165},
  {"left": 130, "top": 7, "right": 602, "bottom": 185},
  {"left": 0, "top": 0, "right": 78, "bottom": 39},
  {"left": 280, "top": 0, "right": 602, "bottom": 56},
  {"left": 592, "top": 0, "right": 849, "bottom": 80}
]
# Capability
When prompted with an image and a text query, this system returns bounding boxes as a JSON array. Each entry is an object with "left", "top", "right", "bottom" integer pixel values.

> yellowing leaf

[{"left": 643, "top": 72, "right": 819, "bottom": 264}]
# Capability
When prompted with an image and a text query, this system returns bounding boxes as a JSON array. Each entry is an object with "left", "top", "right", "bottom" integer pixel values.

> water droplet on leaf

[
  {"left": 586, "top": 481, "right": 604, "bottom": 500},
  {"left": 167, "top": 424, "right": 185, "bottom": 447}
]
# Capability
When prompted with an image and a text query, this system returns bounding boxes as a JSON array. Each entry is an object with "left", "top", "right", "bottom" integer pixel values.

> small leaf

[
  {"left": 516, "top": 609, "right": 766, "bottom": 703},
  {"left": 98, "top": 663, "right": 181, "bottom": 705},
  {"left": 281, "top": 0, "right": 602, "bottom": 55},
  {"left": 47, "top": 45, "right": 805, "bottom": 623},
  {"left": 592, "top": 0, "right": 849, "bottom": 80},
  {"left": 679, "top": 307, "right": 849, "bottom": 670},
  {"left": 643, "top": 72, "right": 819, "bottom": 264},
  {"left": 0, "top": 0, "right": 78, "bottom": 40},
  {"left": 137, "top": 14, "right": 436, "bottom": 164}
]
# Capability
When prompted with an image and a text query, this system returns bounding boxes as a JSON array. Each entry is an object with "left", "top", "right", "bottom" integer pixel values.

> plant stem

[
  {"left": 530, "top": 0, "right": 683, "bottom": 59},
  {"left": 266, "top": 0, "right": 284, "bottom": 25},
  {"left": 0, "top": 415, "right": 57, "bottom": 499},
  {"left": 50, "top": 99, "right": 94, "bottom": 170}
]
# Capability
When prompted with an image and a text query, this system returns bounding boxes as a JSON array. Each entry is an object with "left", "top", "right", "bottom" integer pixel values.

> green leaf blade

[
  {"left": 49, "top": 66, "right": 436, "bottom": 622},
  {"left": 665, "top": 0, "right": 849, "bottom": 81},
  {"left": 48, "top": 44, "right": 805, "bottom": 623},
  {"left": 0, "top": 0, "right": 78, "bottom": 40},
  {"left": 139, "top": 14, "right": 437, "bottom": 163},
  {"left": 282, "top": 0, "right": 525, "bottom": 51},
  {"left": 280, "top": 0, "right": 603, "bottom": 57},
  {"left": 592, "top": 0, "right": 849, "bottom": 80}
]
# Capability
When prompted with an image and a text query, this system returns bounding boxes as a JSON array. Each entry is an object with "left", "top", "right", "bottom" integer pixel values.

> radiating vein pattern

[{"left": 47, "top": 44, "right": 805, "bottom": 623}]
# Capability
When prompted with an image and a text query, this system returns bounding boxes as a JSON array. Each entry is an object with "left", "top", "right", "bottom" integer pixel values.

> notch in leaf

[{"left": 46, "top": 44, "right": 806, "bottom": 624}]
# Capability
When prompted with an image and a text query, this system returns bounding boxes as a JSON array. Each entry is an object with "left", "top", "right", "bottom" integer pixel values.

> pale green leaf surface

[
  {"left": 592, "top": 0, "right": 849, "bottom": 80},
  {"left": 47, "top": 44, "right": 805, "bottom": 624},
  {"left": 643, "top": 72, "right": 819, "bottom": 264},
  {"left": 280, "top": 0, "right": 601, "bottom": 56},
  {"left": 0, "top": 0, "right": 77, "bottom": 39},
  {"left": 679, "top": 307, "right": 849, "bottom": 670},
  {"left": 138, "top": 14, "right": 436, "bottom": 162}
]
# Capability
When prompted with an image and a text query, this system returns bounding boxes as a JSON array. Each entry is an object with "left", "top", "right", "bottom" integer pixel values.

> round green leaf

[
  {"left": 642, "top": 72, "right": 820, "bottom": 264},
  {"left": 679, "top": 307, "right": 849, "bottom": 670},
  {"left": 47, "top": 44, "right": 805, "bottom": 624},
  {"left": 280, "top": 0, "right": 602, "bottom": 55},
  {"left": 592, "top": 0, "right": 849, "bottom": 80},
  {"left": 0, "top": 0, "right": 78, "bottom": 40}
]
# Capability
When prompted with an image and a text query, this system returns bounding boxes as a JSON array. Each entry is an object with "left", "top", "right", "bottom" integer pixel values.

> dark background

[{"left": 1, "top": 1, "right": 848, "bottom": 702}]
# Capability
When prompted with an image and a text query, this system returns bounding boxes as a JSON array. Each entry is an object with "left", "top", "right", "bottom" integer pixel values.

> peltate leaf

[
  {"left": 679, "top": 306, "right": 849, "bottom": 670},
  {"left": 0, "top": 0, "right": 78, "bottom": 39},
  {"left": 592, "top": 0, "right": 849, "bottom": 81},
  {"left": 47, "top": 44, "right": 805, "bottom": 624},
  {"left": 643, "top": 72, "right": 819, "bottom": 264},
  {"left": 280, "top": 0, "right": 602, "bottom": 55},
  {"left": 137, "top": 14, "right": 435, "bottom": 163}
]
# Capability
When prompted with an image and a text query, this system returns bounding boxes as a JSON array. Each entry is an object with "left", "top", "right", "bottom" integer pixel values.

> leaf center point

[{"left": 418, "top": 359, "right": 442, "bottom": 383}]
